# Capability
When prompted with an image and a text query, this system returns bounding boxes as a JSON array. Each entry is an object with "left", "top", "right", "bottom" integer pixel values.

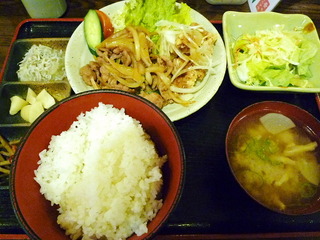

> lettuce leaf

[{"left": 123, "top": 0, "right": 191, "bottom": 32}]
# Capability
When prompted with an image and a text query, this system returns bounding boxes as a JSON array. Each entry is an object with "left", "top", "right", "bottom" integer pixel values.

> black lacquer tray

[{"left": 1, "top": 19, "right": 320, "bottom": 239}]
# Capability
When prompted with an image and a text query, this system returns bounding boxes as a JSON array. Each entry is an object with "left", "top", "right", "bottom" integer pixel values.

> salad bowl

[
  {"left": 223, "top": 11, "right": 320, "bottom": 92},
  {"left": 65, "top": 1, "right": 226, "bottom": 121}
]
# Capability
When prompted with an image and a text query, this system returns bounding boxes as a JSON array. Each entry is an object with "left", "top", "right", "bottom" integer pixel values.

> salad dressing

[{"left": 303, "top": 22, "right": 316, "bottom": 33}]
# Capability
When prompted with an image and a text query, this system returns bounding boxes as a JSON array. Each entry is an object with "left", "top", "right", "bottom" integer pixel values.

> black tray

[{"left": 1, "top": 19, "right": 320, "bottom": 238}]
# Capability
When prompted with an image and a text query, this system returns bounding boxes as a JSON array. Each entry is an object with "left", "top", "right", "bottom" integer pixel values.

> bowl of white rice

[{"left": 10, "top": 89, "right": 185, "bottom": 240}]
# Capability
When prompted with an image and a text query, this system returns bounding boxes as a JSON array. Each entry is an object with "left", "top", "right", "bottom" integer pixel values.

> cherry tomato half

[{"left": 95, "top": 10, "right": 114, "bottom": 39}]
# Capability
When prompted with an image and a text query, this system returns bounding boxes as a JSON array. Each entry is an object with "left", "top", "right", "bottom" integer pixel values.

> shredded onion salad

[
  {"left": 232, "top": 26, "right": 318, "bottom": 88},
  {"left": 80, "top": 21, "right": 218, "bottom": 108}
]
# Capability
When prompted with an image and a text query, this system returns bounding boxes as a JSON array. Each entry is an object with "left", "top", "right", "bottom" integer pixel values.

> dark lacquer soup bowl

[{"left": 226, "top": 101, "right": 320, "bottom": 215}]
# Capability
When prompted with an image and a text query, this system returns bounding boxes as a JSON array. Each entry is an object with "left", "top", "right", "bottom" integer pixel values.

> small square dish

[
  {"left": 0, "top": 37, "right": 72, "bottom": 127},
  {"left": 0, "top": 81, "right": 71, "bottom": 126},
  {"left": 2, "top": 38, "right": 69, "bottom": 82},
  {"left": 223, "top": 11, "right": 320, "bottom": 92}
]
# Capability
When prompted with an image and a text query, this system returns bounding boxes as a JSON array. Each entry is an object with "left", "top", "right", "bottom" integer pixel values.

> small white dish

[{"left": 223, "top": 11, "right": 320, "bottom": 92}]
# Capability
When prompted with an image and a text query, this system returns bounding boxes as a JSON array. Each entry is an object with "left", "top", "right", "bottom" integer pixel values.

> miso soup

[{"left": 227, "top": 112, "right": 320, "bottom": 212}]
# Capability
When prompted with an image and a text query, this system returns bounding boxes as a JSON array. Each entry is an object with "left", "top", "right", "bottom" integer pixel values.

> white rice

[{"left": 34, "top": 103, "right": 166, "bottom": 240}]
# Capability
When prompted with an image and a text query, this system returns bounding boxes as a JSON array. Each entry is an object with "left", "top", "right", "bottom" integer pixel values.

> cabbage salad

[{"left": 232, "top": 26, "right": 318, "bottom": 87}]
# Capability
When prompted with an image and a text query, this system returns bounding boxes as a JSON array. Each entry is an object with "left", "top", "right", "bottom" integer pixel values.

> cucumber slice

[{"left": 84, "top": 9, "right": 103, "bottom": 56}]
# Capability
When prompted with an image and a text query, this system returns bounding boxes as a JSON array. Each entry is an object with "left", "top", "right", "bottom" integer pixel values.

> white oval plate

[{"left": 65, "top": 1, "right": 226, "bottom": 121}]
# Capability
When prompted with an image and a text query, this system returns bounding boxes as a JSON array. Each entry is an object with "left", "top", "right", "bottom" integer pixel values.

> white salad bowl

[
  {"left": 223, "top": 11, "right": 320, "bottom": 92},
  {"left": 65, "top": 1, "right": 226, "bottom": 121}
]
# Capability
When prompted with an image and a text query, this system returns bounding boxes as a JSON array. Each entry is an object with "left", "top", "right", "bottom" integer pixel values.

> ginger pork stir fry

[{"left": 80, "top": 22, "right": 218, "bottom": 108}]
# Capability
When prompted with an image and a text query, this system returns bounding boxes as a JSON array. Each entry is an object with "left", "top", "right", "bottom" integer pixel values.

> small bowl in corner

[{"left": 226, "top": 101, "right": 320, "bottom": 215}]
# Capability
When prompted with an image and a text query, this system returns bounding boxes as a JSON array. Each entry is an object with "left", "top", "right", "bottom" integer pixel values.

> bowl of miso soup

[{"left": 226, "top": 101, "right": 320, "bottom": 215}]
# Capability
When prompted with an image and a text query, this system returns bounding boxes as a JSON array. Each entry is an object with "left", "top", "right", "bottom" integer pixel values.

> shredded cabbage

[{"left": 232, "top": 26, "right": 317, "bottom": 87}]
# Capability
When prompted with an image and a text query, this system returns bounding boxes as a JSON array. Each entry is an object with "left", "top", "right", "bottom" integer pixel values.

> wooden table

[
  {"left": 1, "top": 0, "right": 320, "bottom": 239},
  {"left": 1, "top": 0, "right": 320, "bottom": 72}
]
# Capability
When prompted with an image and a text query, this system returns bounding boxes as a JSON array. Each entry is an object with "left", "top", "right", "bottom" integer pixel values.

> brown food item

[
  {"left": 80, "top": 24, "right": 217, "bottom": 108},
  {"left": 0, "top": 134, "right": 19, "bottom": 183}
]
